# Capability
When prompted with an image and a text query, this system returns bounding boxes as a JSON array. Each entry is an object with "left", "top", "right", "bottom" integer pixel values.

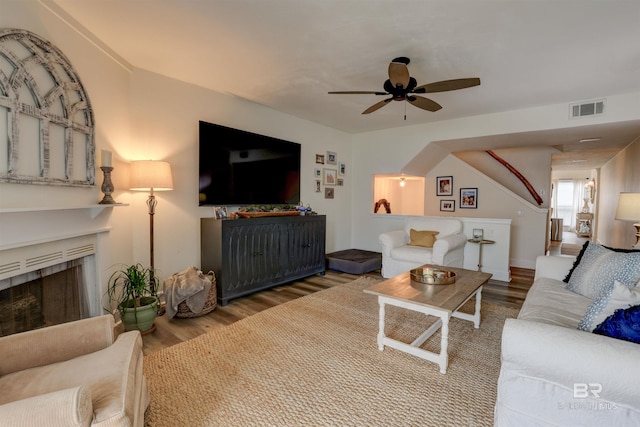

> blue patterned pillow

[
  {"left": 593, "top": 304, "right": 640, "bottom": 344},
  {"left": 566, "top": 243, "right": 640, "bottom": 300},
  {"left": 578, "top": 280, "right": 640, "bottom": 331},
  {"left": 563, "top": 241, "right": 590, "bottom": 283}
]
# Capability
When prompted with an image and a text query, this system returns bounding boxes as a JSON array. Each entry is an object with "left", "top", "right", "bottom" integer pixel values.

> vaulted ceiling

[{"left": 47, "top": 0, "right": 640, "bottom": 170}]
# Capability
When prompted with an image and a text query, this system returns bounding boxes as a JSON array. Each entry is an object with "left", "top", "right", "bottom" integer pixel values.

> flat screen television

[{"left": 198, "top": 120, "right": 301, "bottom": 206}]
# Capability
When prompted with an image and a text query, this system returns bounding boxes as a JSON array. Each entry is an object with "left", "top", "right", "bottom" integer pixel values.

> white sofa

[
  {"left": 378, "top": 217, "right": 467, "bottom": 278},
  {"left": 495, "top": 254, "right": 640, "bottom": 426}
]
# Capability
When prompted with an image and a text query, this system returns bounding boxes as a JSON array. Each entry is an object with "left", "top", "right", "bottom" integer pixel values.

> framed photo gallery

[
  {"left": 436, "top": 176, "right": 478, "bottom": 211},
  {"left": 315, "top": 150, "right": 345, "bottom": 198}
]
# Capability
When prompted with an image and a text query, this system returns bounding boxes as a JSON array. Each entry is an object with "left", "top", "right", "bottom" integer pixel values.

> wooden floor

[
  {"left": 548, "top": 230, "right": 589, "bottom": 256},
  {"left": 142, "top": 266, "right": 533, "bottom": 355}
]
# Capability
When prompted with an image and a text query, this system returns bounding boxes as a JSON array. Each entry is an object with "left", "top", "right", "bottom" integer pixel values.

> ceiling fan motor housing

[
  {"left": 392, "top": 56, "right": 411, "bottom": 65},
  {"left": 384, "top": 77, "right": 417, "bottom": 100}
]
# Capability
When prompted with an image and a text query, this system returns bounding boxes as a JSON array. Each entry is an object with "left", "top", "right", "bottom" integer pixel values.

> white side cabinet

[{"left": 576, "top": 213, "right": 593, "bottom": 238}]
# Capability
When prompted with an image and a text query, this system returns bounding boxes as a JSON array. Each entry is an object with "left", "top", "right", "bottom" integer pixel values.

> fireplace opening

[{"left": 0, "top": 260, "right": 89, "bottom": 337}]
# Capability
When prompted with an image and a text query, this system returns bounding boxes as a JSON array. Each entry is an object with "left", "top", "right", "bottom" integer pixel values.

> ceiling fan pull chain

[{"left": 404, "top": 99, "right": 407, "bottom": 120}]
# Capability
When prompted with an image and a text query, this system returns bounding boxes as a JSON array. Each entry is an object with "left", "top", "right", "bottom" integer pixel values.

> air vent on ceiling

[{"left": 570, "top": 99, "right": 605, "bottom": 119}]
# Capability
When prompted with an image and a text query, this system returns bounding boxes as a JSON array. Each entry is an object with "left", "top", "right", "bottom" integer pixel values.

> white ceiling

[{"left": 47, "top": 0, "right": 640, "bottom": 170}]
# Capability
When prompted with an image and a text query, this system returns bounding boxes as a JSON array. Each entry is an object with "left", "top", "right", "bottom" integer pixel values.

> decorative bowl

[
  {"left": 409, "top": 267, "right": 456, "bottom": 285},
  {"left": 235, "top": 211, "right": 300, "bottom": 218}
]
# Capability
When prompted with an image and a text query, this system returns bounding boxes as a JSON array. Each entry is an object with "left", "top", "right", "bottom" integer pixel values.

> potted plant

[{"left": 105, "top": 263, "right": 159, "bottom": 333}]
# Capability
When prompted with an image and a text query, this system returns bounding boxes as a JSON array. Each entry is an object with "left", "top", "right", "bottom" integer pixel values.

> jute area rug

[{"left": 143, "top": 277, "right": 518, "bottom": 427}]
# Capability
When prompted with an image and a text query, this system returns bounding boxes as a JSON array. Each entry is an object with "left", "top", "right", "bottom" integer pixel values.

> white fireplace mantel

[
  {"left": 0, "top": 204, "right": 127, "bottom": 317},
  {"left": 0, "top": 204, "right": 128, "bottom": 220}
]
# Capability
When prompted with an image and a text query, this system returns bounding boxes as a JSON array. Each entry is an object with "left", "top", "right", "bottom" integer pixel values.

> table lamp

[{"left": 615, "top": 192, "right": 640, "bottom": 245}]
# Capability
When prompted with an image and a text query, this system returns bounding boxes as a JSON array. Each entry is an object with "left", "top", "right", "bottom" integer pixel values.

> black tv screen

[{"left": 198, "top": 121, "right": 301, "bottom": 206}]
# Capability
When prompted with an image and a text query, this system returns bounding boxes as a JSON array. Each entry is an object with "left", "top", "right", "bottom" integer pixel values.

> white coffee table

[{"left": 364, "top": 265, "right": 492, "bottom": 374}]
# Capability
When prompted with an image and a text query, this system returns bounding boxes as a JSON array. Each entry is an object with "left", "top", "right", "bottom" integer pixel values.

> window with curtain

[{"left": 551, "top": 179, "right": 587, "bottom": 230}]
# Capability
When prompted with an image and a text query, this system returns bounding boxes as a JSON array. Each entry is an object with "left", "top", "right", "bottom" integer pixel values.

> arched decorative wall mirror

[{"left": 0, "top": 28, "right": 95, "bottom": 187}]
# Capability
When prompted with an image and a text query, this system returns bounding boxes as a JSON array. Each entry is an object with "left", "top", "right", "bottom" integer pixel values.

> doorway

[{"left": 549, "top": 176, "right": 593, "bottom": 255}]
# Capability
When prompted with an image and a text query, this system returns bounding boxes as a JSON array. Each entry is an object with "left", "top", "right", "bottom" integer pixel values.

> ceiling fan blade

[
  {"left": 388, "top": 61, "right": 410, "bottom": 89},
  {"left": 328, "top": 91, "right": 388, "bottom": 95},
  {"left": 407, "top": 95, "right": 442, "bottom": 112},
  {"left": 362, "top": 98, "right": 393, "bottom": 114},
  {"left": 414, "top": 77, "right": 481, "bottom": 93}
]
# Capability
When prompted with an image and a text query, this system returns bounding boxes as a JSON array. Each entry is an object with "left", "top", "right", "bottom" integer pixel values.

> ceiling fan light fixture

[
  {"left": 329, "top": 57, "right": 480, "bottom": 117},
  {"left": 579, "top": 137, "right": 601, "bottom": 143}
]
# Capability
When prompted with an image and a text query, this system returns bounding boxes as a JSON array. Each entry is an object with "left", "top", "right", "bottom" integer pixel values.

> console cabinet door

[
  {"left": 222, "top": 221, "right": 285, "bottom": 294},
  {"left": 284, "top": 216, "right": 326, "bottom": 276}
]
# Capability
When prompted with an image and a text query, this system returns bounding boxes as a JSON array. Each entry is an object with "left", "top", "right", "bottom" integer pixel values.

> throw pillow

[
  {"left": 604, "top": 245, "right": 640, "bottom": 253},
  {"left": 566, "top": 243, "right": 640, "bottom": 300},
  {"left": 563, "top": 241, "right": 590, "bottom": 283},
  {"left": 578, "top": 280, "right": 640, "bottom": 331},
  {"left": 409, "top": 229, "right": 439, "bottom": 248},
  {"left": 593, "top": 304, "right": 640, "bottom": 345}
]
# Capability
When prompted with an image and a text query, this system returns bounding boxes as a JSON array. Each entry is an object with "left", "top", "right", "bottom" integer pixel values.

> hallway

[{"left": 548, "top": 230, "right": 589, "bottom": 256}]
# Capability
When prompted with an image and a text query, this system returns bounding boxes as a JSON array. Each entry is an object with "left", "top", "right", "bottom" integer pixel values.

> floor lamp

[
  {"left": 615, "top": 192, "right": 640, "bottom": 246},
  {"left": 130, "top": 160, "right": 174, "bottom": 314}
]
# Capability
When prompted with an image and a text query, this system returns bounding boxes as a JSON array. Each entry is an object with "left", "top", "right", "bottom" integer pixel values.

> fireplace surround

[{"left": 0, "top": 205, "right": 122, "bottom": 334}]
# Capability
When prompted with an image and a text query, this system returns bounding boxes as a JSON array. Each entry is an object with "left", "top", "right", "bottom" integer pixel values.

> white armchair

[
  {"left": 0, "top": 315, "right": 149, "bottom": 426},
  {"left": 378, "top": 217, "right": 467, "bottom": 278}
]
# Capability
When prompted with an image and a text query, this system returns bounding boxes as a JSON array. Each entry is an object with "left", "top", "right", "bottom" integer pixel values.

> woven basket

[{"left": 175, "top": 271, "right": 217, "bottom": 318}]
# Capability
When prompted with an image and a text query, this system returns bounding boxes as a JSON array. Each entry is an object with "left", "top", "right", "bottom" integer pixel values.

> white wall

[
  {"left": 598, "top": 138, "right": 640, "bottom": 249},
  {"left": 454, "top": 146, "right": 554, "bottom": 208},
  {"left": 460, "top": 217, "right": 512, "bottom": 281},
  {"left": 0, "top": 0, "right": 135, "bottom": 296},
  {"left": 126, "top": 69, "right": 352, "bottom": 277},
  {"left": 426, "top": 155, "right": 547, "bottom": 269},
  {"left": 351, "top": 92, "right": 640, "bottom": 269},
  {"left": 0, "top": 2, "right": 352, "bottom": 290},
  {"left": 3, "top": 1, "right": 640, "bottom": 282}
]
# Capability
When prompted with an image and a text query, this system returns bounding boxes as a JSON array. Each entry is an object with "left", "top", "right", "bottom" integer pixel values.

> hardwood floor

[
  {"left": 548, "top": 230, "right": 589, "bottom": 256},
  {"left": 142, "top": 267, "right": 533, "bottom": 355}
]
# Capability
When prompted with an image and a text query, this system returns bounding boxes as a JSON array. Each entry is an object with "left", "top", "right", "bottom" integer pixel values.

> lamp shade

[
  {"left": 129, "top": 160, "right": 173, "bottom": 191},
  {"left": 615, "top": 193, "right": 640, "bottom": 221}
]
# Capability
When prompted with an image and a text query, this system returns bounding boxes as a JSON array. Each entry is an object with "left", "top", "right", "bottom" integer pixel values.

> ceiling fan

[{"left": 328, "top": 57, "right": 480, "bottom": 116}]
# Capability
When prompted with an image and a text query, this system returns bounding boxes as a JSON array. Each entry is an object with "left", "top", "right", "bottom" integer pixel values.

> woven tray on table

[{"left": 175, "top": 271, "right": 217, "bottom": 318}]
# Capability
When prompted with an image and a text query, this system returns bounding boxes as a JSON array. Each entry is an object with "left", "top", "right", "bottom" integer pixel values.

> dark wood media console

[{"left": 201, "top": 215, "right": 326, "bottom": 305}]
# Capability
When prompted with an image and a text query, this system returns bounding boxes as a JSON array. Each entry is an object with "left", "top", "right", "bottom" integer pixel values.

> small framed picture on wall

[
  {"left": 327, "top": 151, "right": 337, "bottom": 165},
  {"left": 338, "top": 162, "right": 346, "bottom": 176},
  {"left": 436, "top": 176, "right": 453, "bottom": 196},
  {"left": 323, "top": 168, "right": 337, "bottom": 185},
  {"left": 440, "top": 200, "right": 455, "bottom": 212},
  {"left": 325, "top": 187, "right": 334, "bottom": 199},
  {"left": 460, "top": 187, "right": 478, "bottom": 209},
  {"left": 316, "top": 154, "right": 325, "bottom": 164}
]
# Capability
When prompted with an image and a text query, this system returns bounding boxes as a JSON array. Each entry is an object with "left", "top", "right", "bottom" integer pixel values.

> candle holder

[{"left": 99, "top": 166, "right": 117, "bottom": 204}]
